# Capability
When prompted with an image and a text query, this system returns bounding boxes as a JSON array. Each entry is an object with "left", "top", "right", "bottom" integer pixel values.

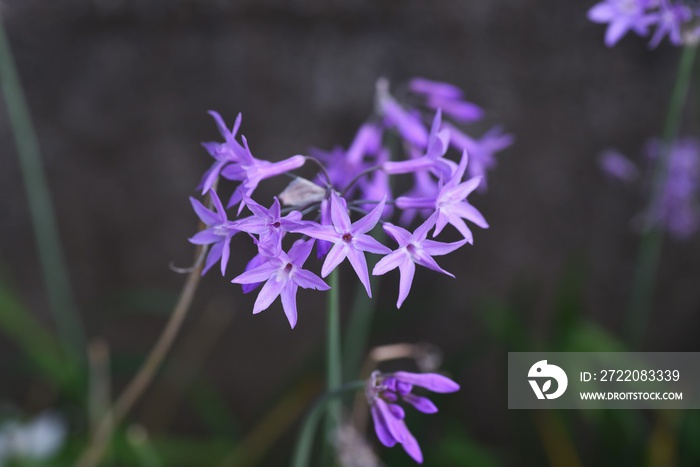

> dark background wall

[{"left": 1, "top": 0, "right": 700, "bottom": 465}]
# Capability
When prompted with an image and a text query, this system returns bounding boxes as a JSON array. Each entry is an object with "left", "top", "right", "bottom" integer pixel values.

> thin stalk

[
  {"left": 0, "top": 12, "right": 85, "bottom": 356},
  {"left": 75, "top": 244, "right": 206, "bottom": 467},
  {"left": 342, "top": 229, "right": 386, "bottom": 381},
  {"left": 624, "top": 45, "right": 697, "bottom": 346},
  {"left": 325, "top": 270, "right": 342, "bottom": 432},
  {"left": 291, "top": 381, "right": 365, "bottom": 467}
]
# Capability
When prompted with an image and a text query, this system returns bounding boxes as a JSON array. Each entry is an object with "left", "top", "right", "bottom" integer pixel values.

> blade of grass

[
  {"left": 0, "top": 12, "right": 85, "bottom": 356},
  {"left": 0, "top": 281, "right": 78, "bottom": 392}
]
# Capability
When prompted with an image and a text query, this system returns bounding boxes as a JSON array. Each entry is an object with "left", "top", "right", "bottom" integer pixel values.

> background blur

[{"left": 2, "top": 0, "right": 700, "bottom": 466}]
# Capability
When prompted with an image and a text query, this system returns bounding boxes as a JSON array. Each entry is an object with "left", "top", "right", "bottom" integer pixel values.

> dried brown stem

[{"left": 75, "top": 245, "right": 205, "bottom": 467}]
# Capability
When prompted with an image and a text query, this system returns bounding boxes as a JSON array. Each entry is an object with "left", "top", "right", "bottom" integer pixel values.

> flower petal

[
  {"left": 231, "top": 261, "right": 278, "bottom": 284},
  {"left": 347, "top": 247, "right": 372, "bottom": 297},
  {"left": 252, "top": 276, "right": 286, "bottom": 314},
  {"left": 190, "top": 197, "right": 220, "bottom": 226},
  {"left": 393, "top": 372, "right": 460, "bottom": 393},
  {"left": 321, "top": 242, "right": 348, "bottom": 277},
  {"left": 402, "top": 393, "right": 438, "bottom": 414},
  {"left": 397, "top": 259, "right": 416, "bottom": 308},
  {"left": 352, "top": 197, "right": 386, "bottom": 235},
  {"left": 189, "top": 229, "right": 221, "bottom": 245},
  {"left": 373, "top": 250, "right": 408, "bottom": 276},
  {"left": 353, "top": 234, "right": 392, "bottom": 255},
  {"left": 293, "top": 268, "right": 330, "bottom": 291},
  {"left": 370, "top": 406, "right": 398, "bottom": 447},
  {"left": 280, "top": 282, "right": 299, "bottom": 328},
  {"left": 421, "top": 239, "right": 467, "bottom": 256},
  {"left": 202, "top": 242, "right": 223, "bottom": 275},
  {"left": 330, "top": 192, "right": 352, "bottom": 232}
]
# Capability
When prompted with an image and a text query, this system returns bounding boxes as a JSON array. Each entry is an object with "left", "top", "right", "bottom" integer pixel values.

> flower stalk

[{"left": 625, "top": 45, "right": 698, "bottom": 346}]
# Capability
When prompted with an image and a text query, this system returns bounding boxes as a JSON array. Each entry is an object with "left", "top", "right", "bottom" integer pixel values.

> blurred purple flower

[
  {"left": 189, "top": 189, "right": 239, "bottom": 275},
  {"left": 587, "top": 0, "right": 657, "bottom": 46},
  {"left": 647, "top": 138, "right": 700, "bottom": 238},
  {"left": 409, "top": 77, "right": 483, "bottom": 123},
  {"left": 447, "top": 123, "right": 514, "bottom": 191},
  {"left": 599, "top": 149, "right": 640, "bottom": 182},
  {"left": 231, "top": 239, "right": 329, "bottom": 328},
  {"left": 295, "top": 192, "right": 390, "bottom": 297},
  {"left": 373, "top": 214, "right": 466, "bottom": 308},
  {"left": 648, "top": 0, "right": 692, "bottom": 47},
  {"left": 366, "top": 370, "right": 460, "bottom": 463},
  {"left": 312, "top": 123, "right": 384, "bottom": 198},
  {"left": 380, "top": 95, "right": 429, "bottom": 148},
  {"left": 384, "top": 110, "right": 454, "bottom": 178}
]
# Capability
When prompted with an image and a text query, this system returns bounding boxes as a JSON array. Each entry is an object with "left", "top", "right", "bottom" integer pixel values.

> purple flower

[
  {"left": 648, "top": 0, "right": 691, "bottom": 47},
  {"left": 383, "top": 110, "right": 454, "bottom": 178},
  {"left": 647, "top": 138, "right": 700, "bottom": 238},
  {"left": 373, "top": 214, "right": 467, "bottom": 308},
  {"left": 396, "top": 151, "right": 488, "bottom": 242},
  {"left": 219, "top": 134, "right": 306, "bottom": 212},
  {"left": 599, "top": 149, "right": 640, "bottom": 182},
  {"left": 199, "top": 111, "right": 243, "bottom": 195},
  {"left": 446, "top": 123, "right": 514, "bottom": 191},
  {"left": 366, "top": 370, "right": 460, "bottom": 464},
  {"left": 231, "top": 239, "right": 329, "bottom": 328},
  {"left": 587, "top": 0, "right": 657, "bottom": 47},
  {"left": 409, "top": 77, "right": 483, "bottom": 123},
  {"left": 312, "top": 123, "right": 383, "bottom": 197},
  {"left": 234, "top": 195, "right": 303, "bottom": 257},
  {"left": 379, "top": 95, "right": 429, "bottom": 148},
  {"left": 295, "top": 192, "right": 391, "bottom": 297},
  {"left": 358, "top": 148, "right": 394, "bottom": 218},
  {"left": 189, "top": 189, "right": 239, "bottom": 275}
]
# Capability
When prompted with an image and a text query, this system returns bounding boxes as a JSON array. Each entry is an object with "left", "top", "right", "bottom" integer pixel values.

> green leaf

[{"left": 0, "top": 282, "right": 79, "bottom": 392}]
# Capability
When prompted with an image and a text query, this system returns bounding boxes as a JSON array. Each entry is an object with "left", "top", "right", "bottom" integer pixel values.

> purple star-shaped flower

[
  {"left": 188, "top": 189, "right": 239, "bottom": 275},
  {"left": 234, "top": 195, "right": 303, "bottom": 257},
  {"left": 396, "top": 151, "right": 489, "bottom": 242},
  {"left": 199, "top": 111, "right": 244, "bottom": 195},
  {"left": 409, "top": 77, "right": 483, "bottom": 123},
  {"left": 231, "top": 239, "right": 329, "bottom": 328},
  {"left": 587, "top": 0, "right": 657, "bottom": 47},
  {"left": 446, "top": 123, "right": 514, "bottom": 191},
  {"left": 295, "top": 192, "right": 391, "bottom": 297},
  {"left": 366, "top": 370, "right": 460, "bottom": 464},
  {"left": 648, "top": 0, "right": 691, "bottom": 48},
  {"left": 383, "top": 110, "right": 454, "bottom": 178},
  {"left": 373, "top": 214, "right": 466, "bottom": 308},
  {"left": 220, "top": 134, "right": 306, "bottom": 213}
]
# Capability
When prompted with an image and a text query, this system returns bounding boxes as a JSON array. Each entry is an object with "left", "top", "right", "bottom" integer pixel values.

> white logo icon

[{"left": 528, "top": 360, "right": 568, "bottom": 400}]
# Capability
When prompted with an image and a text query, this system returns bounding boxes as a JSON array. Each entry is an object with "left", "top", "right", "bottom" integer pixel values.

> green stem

[
  {"left": 342, "top": 230, "right": 386, "bottom": 381},
  {"left": 326, "top": 270, "right": 342, "bottom": 431},
  {"left": 291, "top": 381, "right": 365, "bottom": 467},
  {"left": 0, "top": 14, "right": 85, "bottom": 356},
  {"left": 624, "top": 45, "right": 697, "bottom": 346}
]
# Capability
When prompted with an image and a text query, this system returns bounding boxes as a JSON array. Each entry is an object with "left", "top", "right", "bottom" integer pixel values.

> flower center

[
  {"left": 272, "top": 221, "right": 281, "bottom": 228},
  {"left": 284, "top": 263, "right": 293, "bottom": 272},
  {"left": 342, "top": 233, "right": 353, "bottom": 243}
]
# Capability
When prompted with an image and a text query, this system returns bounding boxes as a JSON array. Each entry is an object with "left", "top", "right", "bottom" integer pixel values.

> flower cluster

[
  {"left": 587, "top": 0, "right": 700, "bottom": 47},
  {"left": 188, "top": 77, "right": 512, "bottom": 328},
  {"left": 599, "top": 137, "right": 700, "bottom": 238},
  {"left": 364, "top": 370, "right": 460, "bottom": 463}
]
